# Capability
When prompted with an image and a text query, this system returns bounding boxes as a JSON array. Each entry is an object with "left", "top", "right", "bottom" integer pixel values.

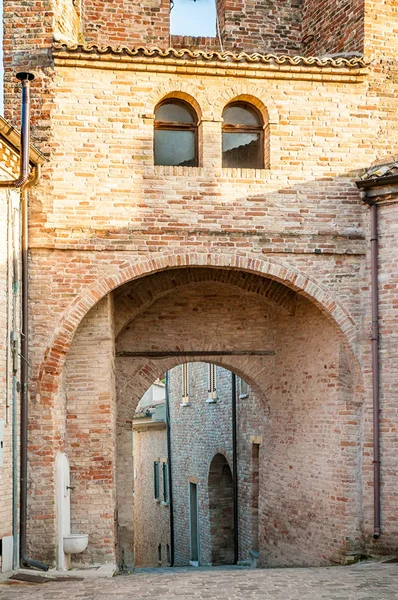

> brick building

[
  {"left": 133, "top": 364, "right": 260, "bottom": 568},
  {"left": 132, "top": 380, "right": 170, "bottom": 568},
  {"left": 1, "top": 0, "right": 398, "bottom": 572},
  {"left": 169, "top": 363, "right": 260, "bottom": 567}
]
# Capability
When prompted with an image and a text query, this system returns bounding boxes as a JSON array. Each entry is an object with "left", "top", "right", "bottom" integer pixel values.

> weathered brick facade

[
  {"left": 132, "top": 410, "right": 170, "bottom": 568},
  {"left": 2, "top": 0, "right": 397, "bottom": 571},
  {"left": 168, "top": 363, "right": 261, "bottom": 567}
]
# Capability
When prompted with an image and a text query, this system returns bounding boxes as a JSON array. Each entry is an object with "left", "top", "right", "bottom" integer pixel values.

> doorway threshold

[{"left": 189, "top": 561, "right": 199, "bottom": 567}]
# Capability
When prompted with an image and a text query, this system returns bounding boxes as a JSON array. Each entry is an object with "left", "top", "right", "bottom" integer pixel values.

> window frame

[
  {"left": 154, "top": 99, "right": 199, "bottom": 167},
  {"left": 162, "top": 461, "right": 169, "bottom": 505},
  {"left": 181, "top": 362, "right": 191, "bottom": 406},
  {"left": 207, "top": 363, "right": 217, "bottom": 403},
  {"left": 154, "top": 460, "right": 160, "bottom": 500},
  {"left": 239, "top": 377, "right": 250, "bottom": 398},
  {"left": 222, "top": 101, "right": 264, "bottom": 169}
]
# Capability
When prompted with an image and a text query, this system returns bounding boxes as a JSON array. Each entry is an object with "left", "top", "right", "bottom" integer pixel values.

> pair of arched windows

[{"left": 154, "top": 99, "right": 265, "bottom": 169}]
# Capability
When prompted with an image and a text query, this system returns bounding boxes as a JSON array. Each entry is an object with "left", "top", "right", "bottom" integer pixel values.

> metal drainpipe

[
  {"left": 369, "top": 200, "right": 381, "bottom": 540},
  {"left": 3, "top": 71, "right": 48, "bottom": 570},
  {"left": 165, "top": 371, "right": 175, "bottom": 566},
  {"left": 360, "top": 191, "right": 381, "bottom": 540},
  {"left": 11, "top": 205, "right": 19, "bottom": 569},
  {"left": 232, "top": 372, "right": 239, "bottom": 564}
]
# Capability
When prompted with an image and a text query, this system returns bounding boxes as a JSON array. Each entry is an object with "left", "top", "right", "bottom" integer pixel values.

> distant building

[
  {"left": 133, "top": 381, "right": 170, "bottom": 568},
  {"left": 133, "top": 365, "right": 261, "bottom": 568}
]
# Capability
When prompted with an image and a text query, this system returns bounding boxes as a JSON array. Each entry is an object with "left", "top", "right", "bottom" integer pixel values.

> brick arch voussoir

[
  {"left": 36, "top": 251, "right": 358, "bottom": 405},
  {"left": 145, "top": 80, "right": 209, "bottom": 121},
  {"left": 214, "top": 84, "right": 279, "bottom": 124}
]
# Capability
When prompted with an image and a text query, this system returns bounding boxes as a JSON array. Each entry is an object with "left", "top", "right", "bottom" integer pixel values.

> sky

[{"left": 170, "top": 0, "right": 216, "bottom": 37}]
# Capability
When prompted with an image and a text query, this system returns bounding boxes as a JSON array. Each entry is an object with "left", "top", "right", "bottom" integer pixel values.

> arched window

[
  {"left": 154, "top": 99, "right": 198, "bottom": 167},
  {"left": 222, "top": 102, "right": 264, "bottom": 169}
]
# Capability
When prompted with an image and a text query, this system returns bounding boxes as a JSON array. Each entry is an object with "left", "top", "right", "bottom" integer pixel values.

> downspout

[
  {"left": 231, "top": 372, "right": 239, "bottom": 564},
  {"left": 1, "top": 72, "right": 48, "bottom": 570},
  {"left": 369, "top": 200, "right": 381, "bottom": 540},
  {"left": 165, "top": 371, "right": 175, "bottom": 566},
  {"left": 359, "top": 189, "right": 381, "bottom": 540}
]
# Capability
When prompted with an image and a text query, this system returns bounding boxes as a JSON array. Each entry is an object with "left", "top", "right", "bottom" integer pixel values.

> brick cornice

[{"left": 53, "top": 43, "right": 368, "bottom": 83}]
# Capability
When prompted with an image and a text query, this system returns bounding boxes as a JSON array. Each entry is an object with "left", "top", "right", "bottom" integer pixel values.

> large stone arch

[{"left": 36, "top": 251, "right": 358, "bottom": 406}]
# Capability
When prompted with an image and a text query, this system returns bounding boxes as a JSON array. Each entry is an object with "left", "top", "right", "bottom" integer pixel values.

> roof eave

[{"left": 0, "top": 116, "right": 47, "bottom": 165}]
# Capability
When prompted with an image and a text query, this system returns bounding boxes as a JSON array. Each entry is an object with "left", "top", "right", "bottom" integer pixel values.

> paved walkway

[{"left": 1, "top": 563, "right": 398, "bottom": 599}]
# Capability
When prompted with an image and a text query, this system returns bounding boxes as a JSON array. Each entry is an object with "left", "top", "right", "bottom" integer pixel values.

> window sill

[
  {"left": 239, "top": 393, "right": 249, "bottom": 400},
  {"left": 180, "top": 402, "right": 191, "bottom": 407},
  {"left": 222, "top": 167, "right": 269, "bottom": 179},
  {"left": 161, "top": 501, "right": 169, "bottom": 507},
  {"left": 154, "top": 165, "right": 204, "bottom": 177},
  {"left": 206, "top": 397, "right": 217, "bottom": 404},
  {"left": 154, "top": 498, "right": 160, "bottom": 503}
]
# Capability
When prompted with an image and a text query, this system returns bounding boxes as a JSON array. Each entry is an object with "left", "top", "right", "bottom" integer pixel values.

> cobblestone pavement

[{"left": 1, "top": 563, "right": 398, "bottom": 600}]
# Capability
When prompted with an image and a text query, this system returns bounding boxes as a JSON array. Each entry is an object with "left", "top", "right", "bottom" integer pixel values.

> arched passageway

[
  {"left": 28, "top": 263, "right": 364, "bottom": 569},
  {"left": 209, "top": 454, "right": 234, "bottom": 566}
]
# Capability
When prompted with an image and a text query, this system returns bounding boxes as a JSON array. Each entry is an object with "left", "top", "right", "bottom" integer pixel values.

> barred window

[
  {"left": 222, "top": 102, "right": 264, "bottom": 169},
  {"left": 207, "top": 364, "right": 217, "bottom": 402},
  {"left": 154, "top": 100, "right": 198, "bottom": 167},
  {"left": 182, "top": 363, "right": 190, "bottom": 404}
]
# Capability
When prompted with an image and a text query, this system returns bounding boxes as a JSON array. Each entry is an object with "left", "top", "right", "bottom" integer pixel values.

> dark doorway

[
  {"left": 208, "top": 454, "right": 234, "bottom": 565},
  {"left": 189, "top": 481, "right": 199, "bottom": 564}
]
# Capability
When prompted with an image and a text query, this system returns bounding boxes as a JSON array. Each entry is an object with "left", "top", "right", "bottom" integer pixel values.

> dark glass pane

[
  {"left": 222, "top": 132, "right": 261, "bottom": 168},
  {"left": 223, "top": 104, "right": 260, "bottom": 126},
  {"left": 155, "top": 129, "right": 196, "bottom": 166},
  {"left": 155, "top": 101, "right": 195, "bottom": 123}
]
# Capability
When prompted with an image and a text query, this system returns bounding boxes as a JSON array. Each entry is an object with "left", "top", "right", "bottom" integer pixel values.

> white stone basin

[{"left": 63, "top": 533, "right": 88, "bottom": 555}]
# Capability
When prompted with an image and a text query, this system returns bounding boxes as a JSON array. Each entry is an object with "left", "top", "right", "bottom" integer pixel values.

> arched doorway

[
  {"left": 30, "top": 261, "right": 364, "bottom": 568},
  {"left": 208, "top": 454, "right": 234, "bottom": 566}
]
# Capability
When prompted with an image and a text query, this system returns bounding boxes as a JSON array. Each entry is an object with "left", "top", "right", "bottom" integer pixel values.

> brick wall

[
  {"left": 2, "top": 0, "right": 398, "bottom": 569},
  {"left": 64, "top": 296, "right": 117, "bottom": 566},
  {"left": 302, "top": 0, "right": 365, "bottom": 56},
  {"left": 168, "top": 363, "right": 241, "bottom": 566},
  {"left": 217, "top": 0, "right": 303, "bottom": 54},
  {"left": 132, "top": 424, "right": 170, "bottom": 567},
  {"left": 82, "top": 0, "right": 171, "bottom": 47}
]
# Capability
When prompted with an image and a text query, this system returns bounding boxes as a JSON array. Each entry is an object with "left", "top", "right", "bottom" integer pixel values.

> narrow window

[
  {"left": 182, "top": 363, "right": 190, "bottom": 405},
  {"left": 207, "top": 364, "right": 217, "bottom": 402},
  {"left": 222, "top": 102, "right": 263, "bottom": 169},
  {"left": 158, "top": 543, "right": 162, "bottom": 564},
  {"left": 154, "top": 461, "right": 160, "bottom": 500},
  {"left": 162, "top": 462, "right": 169, "bottom": 504},
  {"left": 154, "top": 99, "right": 198, "bottom": 167}
]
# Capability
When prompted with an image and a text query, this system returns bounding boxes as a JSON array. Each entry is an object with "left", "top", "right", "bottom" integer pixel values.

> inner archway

[{"left": 209, "top": 454, "right": 234, "bottom": 566}]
